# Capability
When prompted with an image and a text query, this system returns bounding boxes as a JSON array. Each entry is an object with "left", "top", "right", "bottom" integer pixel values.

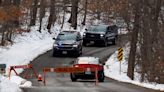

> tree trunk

[
  {"left": 13, "top": 0, "right": 21, "bottom": 27},
  {"left": 96, "top": 0, "right": 100, "bottom": 20},
  {"left": 38, "top": 0, "right": 46, "bottom": 32},
  {"left": 47, "top": 0, "right": 56, "bottom": 33},
  {"left": 71, "top": 0, "right": 79, "bottom": 29},
  {"left": 82, "top": 0, "right": 88, "bottom": 25},
  {"left": 61, "top": 0, "right": 66, "bottom": 30},
  {"left": 148, "top": 0, "right": 162, "bottom": 82},
  {"left": 30, "top": 0, "right": 38, "bottom": 26},
  {"left": 1, "top": 29, "right": 5, "bottom": 46},
  {"left": 127, "top": 1, "right": 140, "bottom": 80}
]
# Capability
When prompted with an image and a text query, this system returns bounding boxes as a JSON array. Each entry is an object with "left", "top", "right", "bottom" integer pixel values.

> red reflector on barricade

[{"left": 44, "top": 67, "right": 85, "bottom": 73}]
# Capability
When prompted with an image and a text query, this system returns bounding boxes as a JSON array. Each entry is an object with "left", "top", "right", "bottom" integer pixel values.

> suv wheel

[
  {"left": 112, "top": 38, "right": 116, "bottom": 45},
  {"left": 52, "top": 50, "right": 56, "bottom": 57},
  {"left": 70, "top": 73, "right": 77, "bottom": 82},
  {"left": 74, "top": 50, "right": 81, "bottom": 57},
  {"left": 103, "top": 41, "right": 108, "bottom": 47},
  {"left": 98, "top": 72, "right": 105, "bottom": 82},
  {"left": 80, "top": 48, "right": 82, "bottom": 54}
]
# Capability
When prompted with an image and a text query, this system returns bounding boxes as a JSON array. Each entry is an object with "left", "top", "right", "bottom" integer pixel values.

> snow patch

[
  {"left": 104, "top": 43, "right": 164, "bottom": 91},
  {"left": 0, "top": 75, "right": 32, "bottom": 92}
]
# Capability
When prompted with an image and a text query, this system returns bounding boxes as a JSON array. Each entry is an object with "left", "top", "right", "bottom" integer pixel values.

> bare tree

[
  {"left": 61, "top": 0, "right": 67, "bottom": 29},
  {"left": 127, "top": 0, "right": 141, "bottom": 80},
  {"left": 81, "top": 0, "right": 88, "bottom": 25},
  {"left": 47, "top": 0, "right": 56, "bottom": 33},
  {"left": 70, "top": 0, "right": 79, "bottom": 29},
  {"left": 30, "top": 0, "right": 38, "bottom": 26},
  {"left": 38, "top": 0, "right": 46, "bottom": 32}
]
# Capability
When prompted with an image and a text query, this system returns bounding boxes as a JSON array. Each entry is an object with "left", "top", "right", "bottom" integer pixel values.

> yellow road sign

[{"left": 117, "top": 47, "right": 123, "bottom": 61}]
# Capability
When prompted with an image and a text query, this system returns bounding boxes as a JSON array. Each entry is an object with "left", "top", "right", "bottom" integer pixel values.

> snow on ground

[
  {"left": 104, "top": 43, "right": 164, "bottom": 91},
  {"left": 0, "top": 12, "right": 87, "bottom": 92},
  {"left": 0, "top": 29, "right": 58, "bottom": 92},
  {"left": 0, "top": 12, "right": 60, "bottom": 92},
  {"left": 0, "top": 75, "right": 32, "bottom": 92},
  {"left": 118, "top": 28, "right": 128, "bottom": 35}
]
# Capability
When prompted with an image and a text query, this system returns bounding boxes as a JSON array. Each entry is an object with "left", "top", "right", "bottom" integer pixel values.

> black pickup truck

[{"left": 83, "top": 25, "right": 118, "bottom": 46}]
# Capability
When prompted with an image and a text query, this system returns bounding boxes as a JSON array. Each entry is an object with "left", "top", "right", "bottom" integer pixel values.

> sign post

[{"left": 117, "top": 47, "right": 123, "bottom": 75}]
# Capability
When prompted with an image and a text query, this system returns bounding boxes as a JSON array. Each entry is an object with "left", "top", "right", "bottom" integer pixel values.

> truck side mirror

[
  {"left": 102, "top": 63, "right": 105, "bottom": 65},
  {"left": 53, "top": 38, "right": 56, "bottom": 40}
]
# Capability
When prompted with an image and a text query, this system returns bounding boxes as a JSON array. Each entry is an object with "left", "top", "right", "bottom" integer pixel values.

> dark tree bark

[
  {"left": 94, "top": 0, "right": 101, "bottom": 20},
  {"left": 70, "top": 0, "right": 79, "bottom": 29},
  {"left": 38, "top": 0, "right": 46, "bottom": 32},
  {"left": 47, "top": 0, "right": 56, "bottom": 33},
  {"left": 30, "top": 0, "right": 38, "bottom": 26},
  {"left": 127, "top": 1, "right": 140, "bottom": 80},
  {"left": 13, "top": 0, "right": 20, "bottom": 6},
  {"left": 145, "top": 0, "right": 162, "bottom": 82},
  {"left": 0, "top": 0, "right": 2, "bottom": 6},
  {"left": 82, "top": 0, "right": 88, "bottom": 25},
  {"left": 13, "top": 0, "right": 21, "bottom": 27},
  {"left": 3, "top": 0, "right": 11, "bottom": 5},
  {"left": 61, "top": 0, "right": 66, "bottom": 29}
]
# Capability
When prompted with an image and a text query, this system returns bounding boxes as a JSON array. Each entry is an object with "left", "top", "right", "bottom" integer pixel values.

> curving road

[{"left": 21, "top": 44, "right": 161, "bottom": 92}]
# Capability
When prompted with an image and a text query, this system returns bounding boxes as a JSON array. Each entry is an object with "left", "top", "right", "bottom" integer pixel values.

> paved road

[{"left": 21, "top": 44, "right": 161, "bottom": 92}]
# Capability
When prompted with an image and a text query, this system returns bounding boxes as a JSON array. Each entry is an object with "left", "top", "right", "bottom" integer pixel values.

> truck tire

[
  {"left": 70, "top": 73, "right": 77, "bottom": 82},
  {"left": 98, "top": 72, "right": 105, "bottom": 82},
  {"left": 83, "top": 41, "right": 87, "bottom": 46}
]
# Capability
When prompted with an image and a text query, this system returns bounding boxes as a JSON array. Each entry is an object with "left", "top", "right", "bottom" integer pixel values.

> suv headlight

[
  {"left": 100, "top": 34, "right": 104, "bottom": 37},
  {"left": 73, "top": 44, "right": 78, "bottom": 47}
]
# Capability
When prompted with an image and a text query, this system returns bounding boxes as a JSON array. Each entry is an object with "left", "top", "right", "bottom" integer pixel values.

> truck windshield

[{"left": 89, "top": 26, "right": 106, "bottom": 32}]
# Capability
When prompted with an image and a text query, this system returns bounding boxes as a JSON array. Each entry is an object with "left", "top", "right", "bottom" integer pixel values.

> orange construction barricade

[
  {"left": 9, "top": 64, "right": 37, "bottom": 79},
  {"left": 43, "top": 67, "right": 99, "bottom": 86}
]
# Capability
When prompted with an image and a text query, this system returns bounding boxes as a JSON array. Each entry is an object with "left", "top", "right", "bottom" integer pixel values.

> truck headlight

[
  {"left": 100, "top": 34, "right": 104, "bottom": 37},
  {"left": 83, "top": 33, "right": 86, "bottom": 37},
  {"left": 73, "top": 44, "right": 78, "bottom": 47}
]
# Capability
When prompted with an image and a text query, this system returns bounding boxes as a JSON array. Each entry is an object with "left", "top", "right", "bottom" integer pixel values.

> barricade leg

[
  {"left": 31, "top": 67, "right": 38, "bottom": 78},
  {"left": 95, "top": 68, "right": 98, "bottom": 86},
  {"left": 43, "top": 69, "right": 46, "bottom": 86},
  {"left": 9, "top": 67, "right": 18, "bottom": 80}
]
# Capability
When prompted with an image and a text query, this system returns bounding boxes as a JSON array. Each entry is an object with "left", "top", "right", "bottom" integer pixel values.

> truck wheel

[
  {"left": 83, "top": 41, "right": 87, "bottom": 46},
  {"left": 98, "top": 72, "right": 105, "bottom": 82},
  {"left": 70, "top": 73, "right": 77, "bottom": 82}
]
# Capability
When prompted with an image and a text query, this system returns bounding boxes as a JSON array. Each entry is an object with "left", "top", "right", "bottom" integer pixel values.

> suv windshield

[
  {"left": 88, "top": 26, "right": 107, "bottom": 32},
  {"left": 56, "top": 33, "right": 77, "bottom": 41}
]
